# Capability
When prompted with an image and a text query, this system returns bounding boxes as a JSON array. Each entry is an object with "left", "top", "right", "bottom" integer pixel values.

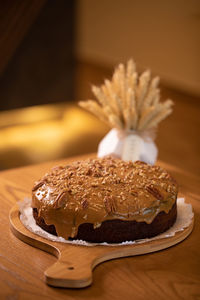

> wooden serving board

[{"left": 9, "top": 204, "right": 194, "bottom": 289}]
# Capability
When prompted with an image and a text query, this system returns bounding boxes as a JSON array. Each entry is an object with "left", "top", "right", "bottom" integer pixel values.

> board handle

[{"left": 44, "top": 245, "right": 97, "bottom": 288}]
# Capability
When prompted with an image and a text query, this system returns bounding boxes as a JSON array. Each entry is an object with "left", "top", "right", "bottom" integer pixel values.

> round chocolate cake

[{"left": 32, "top": 157, "right": 178, "bottom": 243}]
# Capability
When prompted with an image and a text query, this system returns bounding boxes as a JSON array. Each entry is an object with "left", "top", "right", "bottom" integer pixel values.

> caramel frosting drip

[{"left": 31, "top": 157, "right": 178, "bottom": 240}]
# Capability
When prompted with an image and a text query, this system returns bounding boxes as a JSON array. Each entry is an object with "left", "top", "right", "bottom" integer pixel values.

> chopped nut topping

[
  {"left": 81, "top": 199, "right": 89, "bottom": 209},
  {"left": 32, "top": 180, "right": 45, "bottom": 191},
  {"left": 86, "top": 168, "right": 92, "bottom": 176},
  {"left": 131, "top": 190, "right": 138, "bottom": 197},
  {"left": 53, "top": 191, "right": 68, "bottom": 208},
  {"left": 51, "top": 165, "right": 64, "bottom": 172},
  {"left": 146, "top": 185, "right": 163, "bottom": 201},
  {"left": 93, "top": 222, "right": 102, "bottom": 229},
  {"left": 104, "top": 196, "right": 117, "bottom": 214},
  {"left": 115, "top": 178, "right": 121, "bottom": 184}
]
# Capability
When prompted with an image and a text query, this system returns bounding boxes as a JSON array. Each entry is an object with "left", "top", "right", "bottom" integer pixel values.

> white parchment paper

[{"left": 18, "top": 198, "right": 193, "bottom": 247}]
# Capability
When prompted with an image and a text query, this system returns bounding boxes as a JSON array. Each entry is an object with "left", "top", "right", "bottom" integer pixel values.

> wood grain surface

[{"left": 0, "top": 154, "right": 200, "bottom": 299}]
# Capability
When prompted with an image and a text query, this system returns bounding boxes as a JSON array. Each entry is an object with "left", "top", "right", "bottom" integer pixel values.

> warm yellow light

[{"left": 0, "top": 103, "right": 108, "bottom": 168}]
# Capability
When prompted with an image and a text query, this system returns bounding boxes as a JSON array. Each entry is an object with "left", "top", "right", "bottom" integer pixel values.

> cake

[{"left": 32, "top": 157, "right": 178, "bottom": 243}]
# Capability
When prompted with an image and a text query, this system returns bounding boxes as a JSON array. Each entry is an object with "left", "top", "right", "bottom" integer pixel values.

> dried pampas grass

[{"left": 79, "top": 59, "right": 173, "bottom": 131}]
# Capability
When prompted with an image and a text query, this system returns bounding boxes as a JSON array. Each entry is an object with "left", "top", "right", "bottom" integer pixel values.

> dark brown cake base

[{"left": 33, "top": 202, "right": 177, "bottom": 243}]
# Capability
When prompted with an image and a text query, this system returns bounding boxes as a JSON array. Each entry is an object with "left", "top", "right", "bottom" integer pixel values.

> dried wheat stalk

[{"left": 79, "top": 59, "right": 173, "bottom": 131}]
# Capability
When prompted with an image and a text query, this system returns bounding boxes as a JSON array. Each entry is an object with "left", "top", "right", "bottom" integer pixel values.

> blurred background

[{"left": 0, "top": 0, "right": 199, "bottom": 176}]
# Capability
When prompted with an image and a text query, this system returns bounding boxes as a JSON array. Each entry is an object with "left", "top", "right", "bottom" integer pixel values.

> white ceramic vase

[{"left": 97, "top": 128, "right": 158, "bottom": 165}]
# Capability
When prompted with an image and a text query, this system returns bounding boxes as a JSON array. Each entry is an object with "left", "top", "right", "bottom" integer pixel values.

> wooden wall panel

[
  {"left": 0, "top": 0, "right": 75, "bottom": 110},
  {"left": 0, "top": 0, "right": 47, "bottom": 76}
]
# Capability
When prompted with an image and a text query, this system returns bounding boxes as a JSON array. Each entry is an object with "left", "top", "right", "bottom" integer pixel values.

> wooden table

[{"left": 1, "top": 154, "right": 200, "bottom": 299}]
